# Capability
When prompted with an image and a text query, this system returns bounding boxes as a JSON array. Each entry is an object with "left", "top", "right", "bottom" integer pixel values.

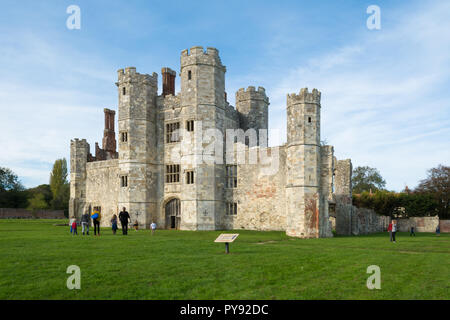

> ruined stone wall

[
  {"left": 334, "top": 159, "right": 353, "bottom": 235},
  {"left": 85, "top": 159, "right": 119, "bottom": 227},
  {"left": 439, "top": 220, "right": 450, "bottom": 233},
  {"left": 0, "top": 208, "right": 65, "bottom": 219},
  {"left": 397, "top": 216, "right": 439, "bottom": 233},
  {"left": 222, "top": 144, "right": 286, "bottom": 231},
  {"left": 351, "top": 207, "right": 389, "bottom": 235}
]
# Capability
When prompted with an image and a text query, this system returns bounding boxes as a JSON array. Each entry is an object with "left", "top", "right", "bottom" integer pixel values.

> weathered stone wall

[
  {"left": 222, "top": 144, "right": 286, "bottom": 231},
  {"left": 439, "top": 220, "right": 450, "bottom": 233},
  {"left": 0, "top": 208, "right": 65, "bottom": 219},
  {"left": 85, "top": 159, "right": 119, "bottom": 226},
  {"left": 397, "top": 216, "right": 439, "bottom": 233},
  {"left": 351, "top": 207, "right": 389, "bottom": 235}
]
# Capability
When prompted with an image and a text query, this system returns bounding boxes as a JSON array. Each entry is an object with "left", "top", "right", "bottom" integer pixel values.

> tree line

[
  {"left": 352, "top": 165, "right": 449, "bottom": 219},
  {"left": 0, "top": 159, "right": 70, "bottom": 216}
]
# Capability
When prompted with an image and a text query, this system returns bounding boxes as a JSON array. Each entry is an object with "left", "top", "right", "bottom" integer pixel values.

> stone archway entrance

[{"left": 165, "top": 198, "right": 181, "bottom": 229}]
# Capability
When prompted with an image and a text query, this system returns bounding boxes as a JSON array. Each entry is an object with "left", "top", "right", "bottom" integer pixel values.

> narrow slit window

[
  {"left": 121, "top": 175, "right": 128, "bottom": 187},
  {"left": 308, "top": 117, "right": 312, "bottom": 123},
  {"left": 186, "top": 120, "right": 194, "bottom": 132},
  {"left": 188, "top": 70, "right": 192, "bottom": 80},
  {"left": 186, "top": 170, "right": 194, "bottom": 184},
  {"left": 226, "top": 165, "right": 237, "bottom": 188},
  {"left": 123, "top": 87, "right": 126, "bottom": 95},
  {"left": 121, "top": 131, "right": 128, "bottom": 143}
]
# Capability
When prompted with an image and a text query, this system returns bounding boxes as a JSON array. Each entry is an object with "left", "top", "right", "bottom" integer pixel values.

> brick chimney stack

[
  {"left": 161, "top": 67, "right": 176, "bottom": 97},
  {"left": 102, "top": 108, "right": 117, "bottom": 154}
]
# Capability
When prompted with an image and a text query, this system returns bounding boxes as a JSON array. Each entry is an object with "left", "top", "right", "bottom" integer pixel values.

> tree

[
  {"left": 27, "top": 184, "right": 52, "bottom": 209},
  {"left": 352, "top": 166, "right": 386, "bottom": 194},
  {"left": 415, "top": 164, "right": 450, "bottom": 219},
  {"left": 49, "top": 159, "right": 70, "bottom": 212},
  {"left": 0, "top": 167, "right": 27, "bottom": 208},
  {"left": 0, "top": 167, "right": 23, "bottom": 192},
  {"left": 27, "top": 193, "right": 49, "bottom": 212}
]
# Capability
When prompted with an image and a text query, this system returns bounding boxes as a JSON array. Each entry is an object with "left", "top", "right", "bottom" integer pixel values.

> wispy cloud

[{"left": 264, "top": 1, "right": 450, "bottom": 190}]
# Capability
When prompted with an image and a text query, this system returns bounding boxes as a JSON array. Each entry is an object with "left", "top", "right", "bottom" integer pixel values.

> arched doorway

[{"left": 165, "top": 198, "right": 181, "bottom": 229}]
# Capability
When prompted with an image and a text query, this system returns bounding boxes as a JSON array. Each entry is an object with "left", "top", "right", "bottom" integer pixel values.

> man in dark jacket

[
  {"left": 119, "top": 207, "right": 131, "bottom": 235},
  {"left": 81, "top": 211, "right": 91, "bottom": 235}
]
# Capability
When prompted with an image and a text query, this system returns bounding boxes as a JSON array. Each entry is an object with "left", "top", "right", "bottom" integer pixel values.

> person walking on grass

[
  {"left": 151, "top": 221, "right": 157, "bottom": 236},
  {"left": 391, "top": 220, "right": 397, "bottom": 243},
  {"left": 70, "top": 216, "right": 78, "bottom": 236},
  {"left": 81, "top": 211, "right": 90, "bottom": 235},
  {"left": 119, "top": 207, "right": 131, "bottom": 235},
  {"left": 91, "top": 209, "right": 101, "bottom": 236},
  {"left": 111, "top": 214, "right": 118, "bottom": 235}
]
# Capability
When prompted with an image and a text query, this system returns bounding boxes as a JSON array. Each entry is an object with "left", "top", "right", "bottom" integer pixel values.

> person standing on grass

[
  {"left": 391, "top": 220, "right": 397, "bottom": 243},
  {"left": 119, "top": 207, "right": 131, "bottom": 235},
  {"left": 70, "top": 216, "right": 78, "bottom": 236},
  {"left": 92, "top": 209, "right": 101, "bottom": 236},
  {"left": 151, "top": 221, "right": 157, "bottom": 236},
  {"left": 388, "top": 221, "right": 393, "bottom": 241},
  {"left": 410, "top": 223, "right": 416, "bottom": 236},
  {"left": 111, "top": 214, "right": 118, "bottom": 235},
  {"left": 436, "top": 225, "right": 440, "bottom": 236},
  {"left": 81, "top": 211, "right": 90, "bottom": 235}
]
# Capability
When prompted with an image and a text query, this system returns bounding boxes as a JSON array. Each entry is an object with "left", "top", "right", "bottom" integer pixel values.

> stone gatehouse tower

[{"left": 69, "top": 46, "right": 354, "bottom": 238}]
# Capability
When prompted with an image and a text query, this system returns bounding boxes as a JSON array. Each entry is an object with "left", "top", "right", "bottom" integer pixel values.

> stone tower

[
  {"left": 116, "top": 67, "right": 159, "bottom": 226},
  {"left": 235, "top": 86, "right": 269, "bottom": 146},
  {"left": 286, "top": 88, "right": 322, "bottom": 238},
  {"left": 180, "top": 46, "right": 226, "bottom": 230},
  {"left": 69, "top": 138, "right": 90, "bottom": 219}
]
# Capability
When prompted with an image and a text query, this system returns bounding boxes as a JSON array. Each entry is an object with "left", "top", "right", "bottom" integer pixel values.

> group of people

[
  {"left": 387, "top": 219, "right": 442, "bottom": 242},
  {"left": 69, "top": 207, "right": 157, "bottom": 236}
]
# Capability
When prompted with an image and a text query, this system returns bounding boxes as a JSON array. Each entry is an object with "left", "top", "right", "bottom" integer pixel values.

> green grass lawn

[{"left": 0, "top": 219, "right": 449, "bottom": 300}]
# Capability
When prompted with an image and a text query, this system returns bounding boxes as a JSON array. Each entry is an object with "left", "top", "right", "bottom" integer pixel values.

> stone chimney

[{"left": 161, "top": 67, "right": 176, "bottom": 97}]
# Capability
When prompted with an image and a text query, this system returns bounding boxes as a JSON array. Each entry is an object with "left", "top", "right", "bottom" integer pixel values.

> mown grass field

[{"left": 0, "top": 219, "right": 448, "bottom": 300}]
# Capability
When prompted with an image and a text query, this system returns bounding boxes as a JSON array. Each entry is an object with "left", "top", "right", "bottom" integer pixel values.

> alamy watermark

[
  {"left": 66, "top": 265, "right": 81, "bottom": 290},
  {"left": 366, "top": 5, "right": 381, "bottom": 30},
  {"left": 66, "top": 5, "right": 81, "bottom": 30},
  {"left": 167, "top": 123, "right": 281, "bottom": 176},
  {"left": 366, "top": 265, "right": 381, "bottom": 290}
]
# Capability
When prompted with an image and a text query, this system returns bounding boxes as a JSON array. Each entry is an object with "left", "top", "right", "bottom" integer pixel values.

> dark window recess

[
  {"left": 186, "top": 170, "right": 194, "bottom": 184},
  {"left": 121, "top": 132, "right": 128, "bottom": 143},
  {"left": 121, "top": 175, "right": 128, "bottom": 187},
  {"left": 226, "top": 202, "right": 237, "bottom": 216},
  {"left": 166, "top": 122, "right": 180, "bottom": 143},
  {"left": 186, "top": 120, "right": 194, "bottom": 132},
  {"left": 226, "top": 165, "right": 237, "bottom": 188},
  {"left": 188, "top": 70, "right": 192, "bottom": 80},
  {"left": 166, "top": 164, "right": 180, "bottom": 183},
  {"left": 308, "top": 117, "right": 312, "bottom": 123},
  {"left": 123, "top": 87, "right": 126, "bottom": 95}
]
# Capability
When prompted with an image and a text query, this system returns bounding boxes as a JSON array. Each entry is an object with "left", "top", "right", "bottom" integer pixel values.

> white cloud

[{"left": 264, "top": 1, "right": 450, "bottom": 191}]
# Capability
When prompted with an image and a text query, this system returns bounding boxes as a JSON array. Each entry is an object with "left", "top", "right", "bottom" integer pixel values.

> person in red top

[{"left": 388, "top": 221, "right": 393, "bottom": 242}]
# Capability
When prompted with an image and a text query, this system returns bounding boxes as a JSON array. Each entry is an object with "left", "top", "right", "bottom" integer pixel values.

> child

[
  {"left": 70, "top": 216, "right": 78, "bottom": 236},
  {"left": 151, "top": 221, "right": 157, "bottom": 236},
  {"left": 133, "top": 221, "right": 139, "bottom": 231},
  {"left": 111, "top": 214, "right": 118, "bottom": 235}
]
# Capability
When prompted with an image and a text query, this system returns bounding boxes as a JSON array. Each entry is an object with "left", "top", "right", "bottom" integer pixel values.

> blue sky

[{"left": 0, "top": 0, "right": 449, "bottom": 191}]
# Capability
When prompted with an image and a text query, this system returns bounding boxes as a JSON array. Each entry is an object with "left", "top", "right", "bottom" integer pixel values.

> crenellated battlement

[
  {"left": 236, "top": 86, "right": 269, "bottom": 103},
  {"left": 287, "top": 88, "right": 321, "bottom": 105},
  {"left": 71, "top": 138, "right": 88, "bottom": 147},
  {"left": 117, "top": 67, "right": 158, "bottom": 87},
  {"left": 180, "top": 46, "right": 224, "bottom": 70}
]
